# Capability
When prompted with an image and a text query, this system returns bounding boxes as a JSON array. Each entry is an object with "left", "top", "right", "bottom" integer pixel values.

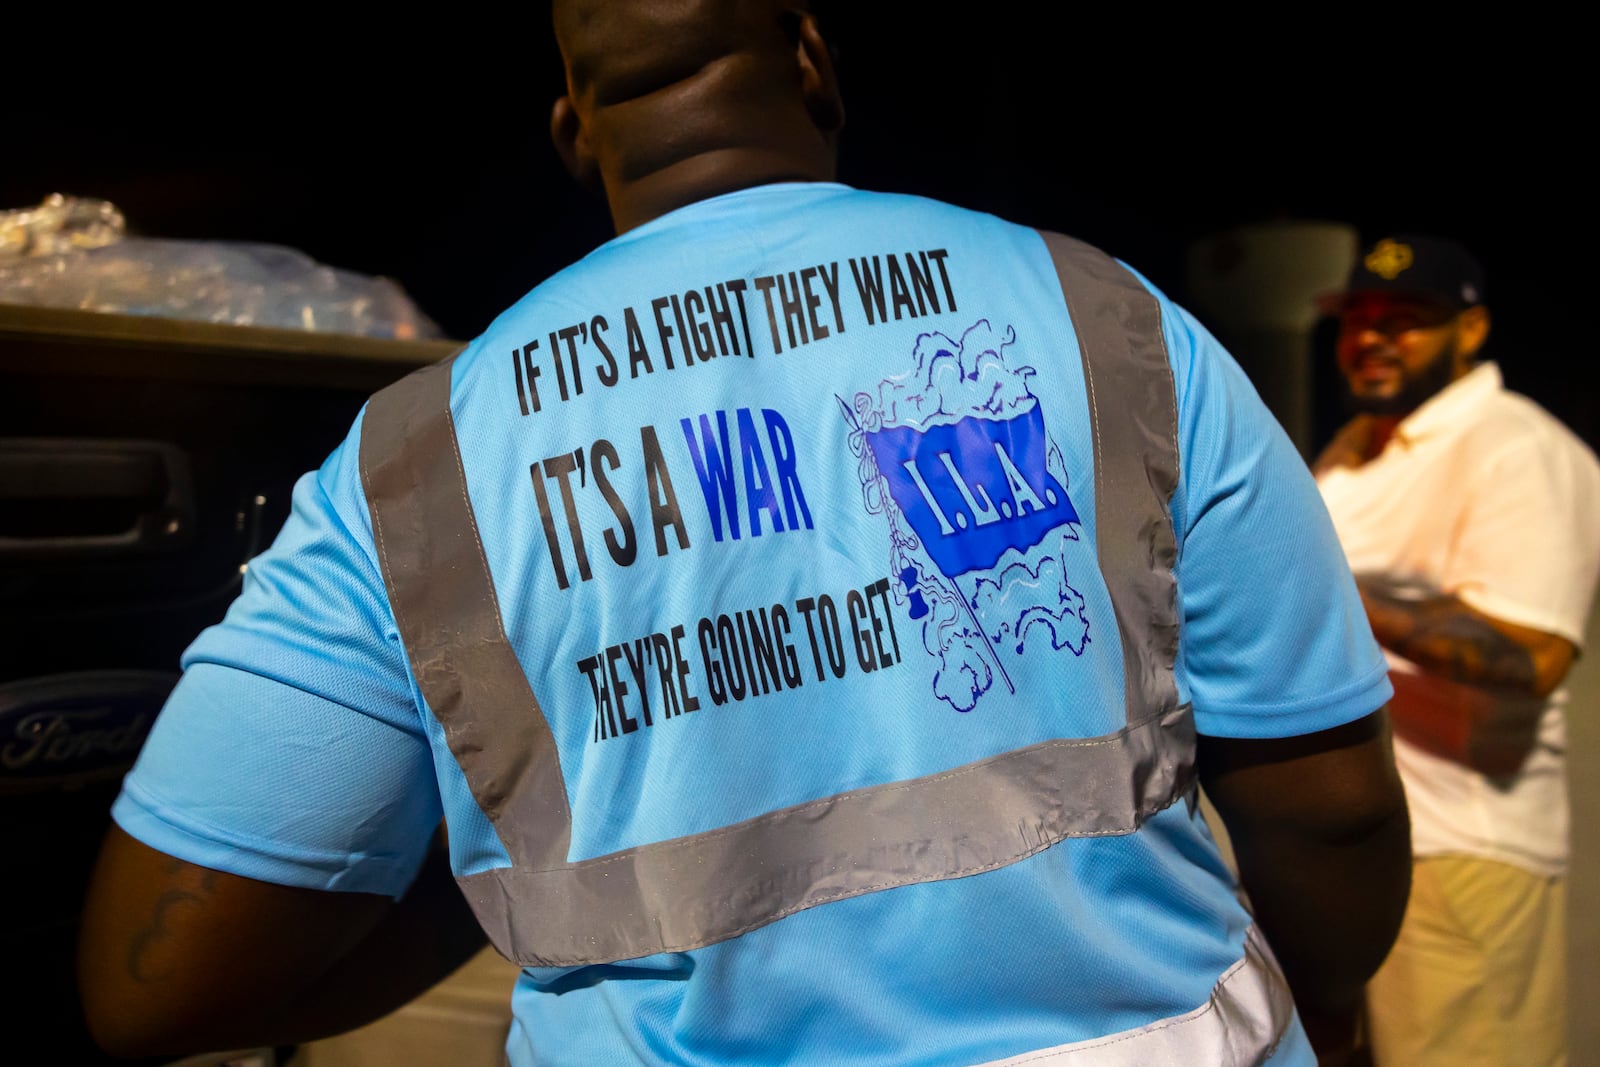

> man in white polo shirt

[{"left": 1316, "top": 234, "right": 1600, "bottom": 1066}]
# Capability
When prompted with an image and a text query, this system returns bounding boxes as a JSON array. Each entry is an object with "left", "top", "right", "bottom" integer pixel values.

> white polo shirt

[{"left": 1318, "top": 362, "right": 1600, "bottom": 876}]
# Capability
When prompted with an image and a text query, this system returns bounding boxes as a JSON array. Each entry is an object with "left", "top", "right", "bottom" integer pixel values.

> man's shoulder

[{"left": 1467, "top": 387, "right": 1599, "bottom": 473}]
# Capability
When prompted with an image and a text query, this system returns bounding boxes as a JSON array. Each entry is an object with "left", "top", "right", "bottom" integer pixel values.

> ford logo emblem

[{"left": 0, "top": 671, "right": 177, "bottom": 790}]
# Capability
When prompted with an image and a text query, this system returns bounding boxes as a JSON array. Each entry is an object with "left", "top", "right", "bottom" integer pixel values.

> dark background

[{"left": 5, "top": 11, "right": 1593, "bottom": 449}]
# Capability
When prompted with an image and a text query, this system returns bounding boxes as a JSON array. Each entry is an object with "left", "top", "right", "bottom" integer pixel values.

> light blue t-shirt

[{"left": 115, "top": 183, "right": 1390, "bottom": 1066}]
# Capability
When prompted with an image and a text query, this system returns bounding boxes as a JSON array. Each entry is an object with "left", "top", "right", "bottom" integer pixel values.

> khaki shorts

[{"left": 1366, "top": 855, "right": 1565, "bottom": 1067}]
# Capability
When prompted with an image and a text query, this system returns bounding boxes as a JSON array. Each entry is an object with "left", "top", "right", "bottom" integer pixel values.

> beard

[{"left": 1341, "top": 338, "right": 1461, "bottom": 417}]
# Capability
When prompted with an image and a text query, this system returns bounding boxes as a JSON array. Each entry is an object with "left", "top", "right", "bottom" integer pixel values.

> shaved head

[
  {"left": 554, "top": 1, "right": 803, "bottom": 103},
  {"left": 549, "top": 0, "right": 842, "bottom": 233}
]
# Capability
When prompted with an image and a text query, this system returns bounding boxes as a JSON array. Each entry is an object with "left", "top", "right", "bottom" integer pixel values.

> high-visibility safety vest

[{"left": 356, "top": 226, "right": 1303, "bottom": 1064}]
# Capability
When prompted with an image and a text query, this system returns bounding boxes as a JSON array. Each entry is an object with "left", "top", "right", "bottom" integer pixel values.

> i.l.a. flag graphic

[{"left": 863, "top": 406, "right": 1079, "bottom": 579}]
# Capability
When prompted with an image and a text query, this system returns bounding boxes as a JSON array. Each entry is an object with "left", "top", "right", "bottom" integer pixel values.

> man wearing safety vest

[{"left": 79, "top": 4, "right": 1410, "bottom": 1064}]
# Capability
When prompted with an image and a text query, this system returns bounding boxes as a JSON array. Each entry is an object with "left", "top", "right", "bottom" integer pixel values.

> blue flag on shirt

[{"left": 864, "top": 406, "right": 1079, "bottom": 579}]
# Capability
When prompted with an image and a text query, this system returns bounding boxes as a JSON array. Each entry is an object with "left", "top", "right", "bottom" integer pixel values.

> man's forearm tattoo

[
  {"left": 1361, "top": 584, "right": 1538, "bottom": 693},
  {"left": 126, "top": 859, "right": 219, "bottom": 984}
]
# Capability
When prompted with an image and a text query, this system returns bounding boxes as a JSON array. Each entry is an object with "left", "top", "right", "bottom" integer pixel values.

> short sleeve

[
  {"left": 112, "top": 410, "right": 441, "bottom": 896},
  {"left": 1449, "top": 436, "right": 1600, "bottom": 648},
  {"left": 1160, "top": 299, "right": 1392, "bottom": 738}
]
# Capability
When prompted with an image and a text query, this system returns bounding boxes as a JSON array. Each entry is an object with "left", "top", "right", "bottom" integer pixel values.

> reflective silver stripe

[
  {"left": 973, "top": 926, "right": 1297, "bottom": 1067},
  {"left": 359, "top": 232, "right": 1190, "bottom": 966},
  {"left": 358, "top": 356, "right": 572, "bottom": 869},
  {"left": 458, "top": 703, "right": 1195, "bottom": 967},
  {"left": 1040, "top": 233, "right": 1182, "bottom": 727}
]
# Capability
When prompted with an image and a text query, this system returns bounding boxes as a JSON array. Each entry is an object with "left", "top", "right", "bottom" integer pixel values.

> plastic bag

[{"left": 0, "top": 194, "right": 444, "bottom": 340}]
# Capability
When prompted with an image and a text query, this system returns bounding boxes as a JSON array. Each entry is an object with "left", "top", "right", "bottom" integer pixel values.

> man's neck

[
  {"left": 606, "top": 149, "right": 833, "bottom": 233},
  {"left": 1364, "top": 417, "right": 1402, "bottom": 460}
]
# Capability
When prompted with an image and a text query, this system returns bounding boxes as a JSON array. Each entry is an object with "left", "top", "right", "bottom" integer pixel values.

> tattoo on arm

[
  {"left": 127, "top": 861, "right": 220, "bottom": 984},
  {"left": 1360, "top": 583, "right": 1538, "bottom": 693}
]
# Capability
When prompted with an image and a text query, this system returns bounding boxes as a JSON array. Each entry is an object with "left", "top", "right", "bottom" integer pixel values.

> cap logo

[{"left": 1365, "top": 239, "right": 1414, "bottom": 280}]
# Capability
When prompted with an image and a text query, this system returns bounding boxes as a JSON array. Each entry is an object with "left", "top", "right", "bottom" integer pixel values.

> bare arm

[
  {"left": 1198, "top": 710, "right": 1410, "bottom": 1064},
  {"left": 1356, "top": 577, "right": 1574, "bottom": 773},
  {"left": 1357, "top": 578, "right": 1574, "bottom": 696},
  {"left": 78, "top": 825, "right": 488, "bottom": 1059}
]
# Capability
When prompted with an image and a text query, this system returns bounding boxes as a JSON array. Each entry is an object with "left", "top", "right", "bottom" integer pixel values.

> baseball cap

[{"left": 1327, "top": 233, "right": 1487, "bottom": 313}]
